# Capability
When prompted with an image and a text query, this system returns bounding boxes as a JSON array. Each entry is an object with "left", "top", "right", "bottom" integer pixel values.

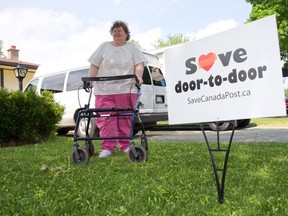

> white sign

[{"left": 165, "top": 15, "right": 286, "bottom": 125}]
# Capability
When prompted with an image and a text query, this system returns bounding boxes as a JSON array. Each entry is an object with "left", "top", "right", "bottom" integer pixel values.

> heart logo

[{"left": 198, "top": 52, "right": 217, "bottom": 71}]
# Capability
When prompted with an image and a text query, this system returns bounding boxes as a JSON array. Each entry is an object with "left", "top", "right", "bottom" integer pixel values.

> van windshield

[{"left": 24, "top": 78, "right": 39, "bottom": 92}]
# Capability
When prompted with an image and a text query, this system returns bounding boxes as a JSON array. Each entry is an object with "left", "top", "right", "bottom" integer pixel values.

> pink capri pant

[{"left": 95, "top": 93, "right": 138, "bottom": 153}]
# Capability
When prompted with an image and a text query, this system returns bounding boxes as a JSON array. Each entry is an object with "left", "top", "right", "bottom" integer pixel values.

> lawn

[
  {"left": 1, "top": 120, "right": 288, "bottom": 216},
  {"left": 250, "top": 117, "right": 288, "bottom": 127}
]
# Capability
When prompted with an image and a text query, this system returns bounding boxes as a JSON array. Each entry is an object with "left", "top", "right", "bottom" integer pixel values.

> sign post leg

[{"left": 200, "top": 121, "right": 236, "bottom": 204}]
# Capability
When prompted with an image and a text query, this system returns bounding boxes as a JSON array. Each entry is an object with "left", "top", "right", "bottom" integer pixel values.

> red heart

[{"left": 198, "top": 52, "right": 217, "bottom": 71}]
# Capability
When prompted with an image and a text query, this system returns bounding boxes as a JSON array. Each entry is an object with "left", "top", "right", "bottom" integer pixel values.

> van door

[
  {"left": 59, "top": 68, "right": 91, "bottom": 127},
  {"left": 64, "top": 68, "right": 91, "bottom": 110},
  {"left": 148, "top": 65, "right": 167, "bottom": 113},
  {"left": 138, "top": 66, "right": 154, "bottom": 113}
]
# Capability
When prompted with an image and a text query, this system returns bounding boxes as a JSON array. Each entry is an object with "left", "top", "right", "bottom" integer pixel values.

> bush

[{"left": 0, "top": 88, "right": 64, "bottom": 146}]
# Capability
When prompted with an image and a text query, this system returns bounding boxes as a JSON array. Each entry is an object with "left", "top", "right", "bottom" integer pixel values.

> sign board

[{"left": 165, "top": 15, "right": 286, "bottom": 125}]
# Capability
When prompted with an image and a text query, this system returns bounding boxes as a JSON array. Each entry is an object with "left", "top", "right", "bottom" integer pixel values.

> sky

[{"left": 0, "top": 0, "right": 252, "bottom": 76}]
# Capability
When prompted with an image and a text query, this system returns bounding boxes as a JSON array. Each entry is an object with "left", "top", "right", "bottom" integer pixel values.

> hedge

[{"left": 0, "top": 88, "right": 64, "bottom": 146}]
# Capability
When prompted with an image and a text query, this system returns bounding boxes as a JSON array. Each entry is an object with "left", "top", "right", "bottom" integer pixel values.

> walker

[{"left": 70, "top": 75, "right": 148, "bottom": 164}]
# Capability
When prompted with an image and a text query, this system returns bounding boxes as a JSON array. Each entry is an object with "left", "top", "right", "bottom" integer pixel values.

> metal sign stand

[{"left": 200, "top": 120, "right": 236, "bottom": 204}]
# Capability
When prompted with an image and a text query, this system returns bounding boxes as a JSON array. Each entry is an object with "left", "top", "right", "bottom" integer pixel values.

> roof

[{"left": 0, "top": 57, "right": 40, "bottom": 70}]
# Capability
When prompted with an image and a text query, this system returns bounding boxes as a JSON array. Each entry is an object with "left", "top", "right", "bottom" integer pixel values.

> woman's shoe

[
  {"left": 99, "top": 150, "right": 112, "bottom": 158},
  {"left": 124, "top": 148, "right": 130, "bottom": 153}
]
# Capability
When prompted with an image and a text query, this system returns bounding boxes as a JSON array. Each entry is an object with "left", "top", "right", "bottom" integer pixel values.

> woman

[{"left": 88, "top": 20, "right": 147, "bottom": 158}]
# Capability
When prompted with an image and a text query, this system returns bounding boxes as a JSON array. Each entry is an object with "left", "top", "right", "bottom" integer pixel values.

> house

[{"left": 0, "top": 45, "right": 39, "bottom": 90}]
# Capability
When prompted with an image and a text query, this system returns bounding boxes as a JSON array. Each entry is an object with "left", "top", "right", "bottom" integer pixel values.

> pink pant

[{"left": 95, "top": 94, "right": 138, "bottom": 153}]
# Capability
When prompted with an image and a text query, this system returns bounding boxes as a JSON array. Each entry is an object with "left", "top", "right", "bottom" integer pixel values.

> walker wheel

[
  {"left": 86, "top": 141, "right": 95, "bottom": 156},
  {"left": 71, "top": 147, "right": 89, "bottom": 164},
  {"left": 127, "top": 145, "right": 148, "bottom": 163}
]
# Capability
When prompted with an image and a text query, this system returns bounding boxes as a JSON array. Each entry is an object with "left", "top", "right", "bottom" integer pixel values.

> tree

[
  {"left": 130, "top": 39, "right": 145, "bottom": 51},
  {"left": 246, "top": 0, "right": 288, "bottom": 68},
  {"left": 0, "top": 40, "right": 5, "bottom": 58},
  {"left": 152, "top": 34, "right": 190, "bottom": 49}
]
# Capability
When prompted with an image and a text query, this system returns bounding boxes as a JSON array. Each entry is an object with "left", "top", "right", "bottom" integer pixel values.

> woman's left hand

[{"left": 137, "top": 77, "right": 144, "bottom": 86}]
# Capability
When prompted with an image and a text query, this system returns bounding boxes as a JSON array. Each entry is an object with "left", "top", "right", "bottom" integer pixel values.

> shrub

[{"left": 0, "top": 88, "right": 64, "bottom": 146}]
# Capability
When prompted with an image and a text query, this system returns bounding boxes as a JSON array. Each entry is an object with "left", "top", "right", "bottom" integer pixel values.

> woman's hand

[{"left": 137, "top": 77, "right": 144, "bottom": 86}]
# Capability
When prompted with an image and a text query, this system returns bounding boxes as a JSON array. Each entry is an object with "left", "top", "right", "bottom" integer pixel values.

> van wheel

[
  {"left": 77, "top": 117, "right": 99, "bottom": 138},
  {"left": 237, "top": 119, "right": 250, "bottom": 128},
  {"left": 133, "top": 129, "right": 140, "bottom": 135},
  {"left": 57, "top": 128, "right": 70, "bottom": 135},
  {"left": 208, "top": 122, "right": 231, "bottom": 131}
]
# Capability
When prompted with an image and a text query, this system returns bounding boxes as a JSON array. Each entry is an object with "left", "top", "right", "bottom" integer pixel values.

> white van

[{"left": 24, "top": 52, "right": 168, "bottom": 137}]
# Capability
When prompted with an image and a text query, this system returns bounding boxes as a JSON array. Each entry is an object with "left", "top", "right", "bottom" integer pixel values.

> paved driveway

[
  {"left": 68, "top": 126, "right": 288, "bottom": 143},
  {"left": 145, "top": 126, "right": 288, "bottom": 143}
]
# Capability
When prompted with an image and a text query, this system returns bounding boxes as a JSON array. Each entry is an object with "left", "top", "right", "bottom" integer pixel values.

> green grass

[
  {"left": 250, "top": 117, "right": 288, "bottom": 127},
  {"left": 1, "top": 134, "right": 288, "bottom": 215}
]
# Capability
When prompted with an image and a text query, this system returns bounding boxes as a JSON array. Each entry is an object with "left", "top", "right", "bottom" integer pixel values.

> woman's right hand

[{"left": 84, "top": 81, "right": 93, "bottom": 92}]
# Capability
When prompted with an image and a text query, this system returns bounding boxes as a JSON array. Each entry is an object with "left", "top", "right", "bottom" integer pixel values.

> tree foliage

[
  {"left": 0, "top": 40, "right": 5, "bottom": 58},
  {"left": 152, "top": 34, "right": 190, "bottom": 49},
  {"left": 246, "top": 0, "right": 288, "bottom": 68},
  {"left": 131, "top": 39, "right": 145, "bottom": 51}
]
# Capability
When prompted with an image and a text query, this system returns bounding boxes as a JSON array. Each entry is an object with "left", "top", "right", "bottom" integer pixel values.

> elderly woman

[{"left": 88, "top": 20, "right": 147, "bottom": 158}]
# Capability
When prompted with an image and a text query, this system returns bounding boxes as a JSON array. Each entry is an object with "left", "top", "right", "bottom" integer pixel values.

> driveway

[
  {"left": 145, "top": 126, "right": 288, "bottom": 143},
  {"left": 68, "top": 126, "right": 288, "bottom": 143}
]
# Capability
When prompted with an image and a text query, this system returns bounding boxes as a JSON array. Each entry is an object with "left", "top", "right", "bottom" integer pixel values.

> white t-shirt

[{"left": 88, "top": 41, "right": 147, "bottom": 95}]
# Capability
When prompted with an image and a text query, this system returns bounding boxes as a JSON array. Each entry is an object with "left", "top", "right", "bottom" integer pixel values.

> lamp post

[{"left": 13, "top": 63, "right": 28, "bottom": 91}]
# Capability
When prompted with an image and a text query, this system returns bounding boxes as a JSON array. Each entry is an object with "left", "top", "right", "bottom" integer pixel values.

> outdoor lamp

[{"left": 13, "top": 63, "right": 28, "bottom": 91}]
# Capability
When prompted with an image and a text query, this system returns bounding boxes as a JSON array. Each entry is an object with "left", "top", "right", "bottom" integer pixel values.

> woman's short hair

[{"left": 110, "top": 20, "right": 131, "bottom": 41}]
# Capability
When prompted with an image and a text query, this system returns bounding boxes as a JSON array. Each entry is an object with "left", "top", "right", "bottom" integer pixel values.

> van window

[
  {"left": 143, "top": 66, "right": 152, "bottom": 85},
  {"left": 41, "top": 73, "right": 66, "bottom": 93},
  {"left": 66, "top": 68, "right": 89, "bottom": 91},
  {"left": 149, "top": 66, "right": 166, "bottom": 87},
  {"left": 25, "top": 78, "right": 39, "bottom": 92}
]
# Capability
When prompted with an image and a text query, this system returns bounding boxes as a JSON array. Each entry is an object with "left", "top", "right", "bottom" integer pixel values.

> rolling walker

[{"left": 70, "top": 75, "right": 148, "bottom": 164}]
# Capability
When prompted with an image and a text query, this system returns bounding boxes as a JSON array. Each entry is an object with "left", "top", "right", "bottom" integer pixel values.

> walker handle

[
  {"left": 82, "top": 75, "right": 140, "bottom": 90},
  {"left": 82, "top": 75, "right": 135, "bottom": 82}
]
